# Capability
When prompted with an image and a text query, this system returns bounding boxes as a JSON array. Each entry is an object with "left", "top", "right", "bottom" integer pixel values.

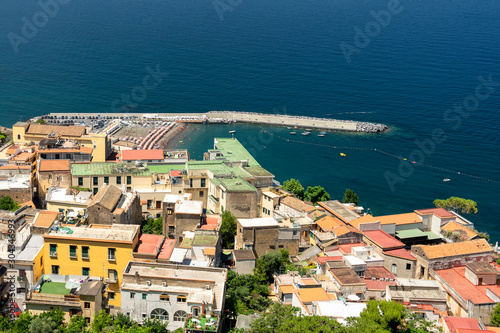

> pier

[{"left": 43, "top": 111, "right": 388, "bottom": 133}]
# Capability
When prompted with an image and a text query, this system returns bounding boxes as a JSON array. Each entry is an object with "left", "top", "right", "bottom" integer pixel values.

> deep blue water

[{"left": 1, "top": 0, "right": 499, "bottom": 239}]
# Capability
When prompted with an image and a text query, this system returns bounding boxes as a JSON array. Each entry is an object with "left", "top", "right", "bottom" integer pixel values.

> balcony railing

[
  {"left": 49, "top": 251, "right": 57, "bottom": 257},
  {"left": 105, "top": 277, "right": 117, "bottom": 284}
]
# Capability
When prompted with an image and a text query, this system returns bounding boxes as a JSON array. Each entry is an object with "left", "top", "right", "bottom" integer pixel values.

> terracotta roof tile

[
  {"left": 90, "top": 185, "right": 122, "bottom": 212},
  {"left": 122, "top": 149, "right": 164, "bottom": 161},
  {"left": 280, "top": 196, "right": 315, "bottom": 213},
  {"left": 157, "top": 239, "right": 176, "bottom": 260},
  {"left": 416, "top": 239, "right": 491, "bottom": 259},
  {"left": 444, "top": 316, "right": 481, "bottom": 333},
  {"left": 39, "top": 159, "right": 70, "bottom": 172},
  {"left": 415, "top": 207, "right": 455, "bottom": 218},
  {"left": 350, "top": 212, "right": 422, "bottom": 229},
  {"left": 135, "top": 234, "right": 164, "bottom": 254},
  {"left": 26, "top": 124, "right": 86, "bottom": 137},
  {"left": 293, "top": 287, "right": 331, "bottom": 303},
  {"left": 363, "top": 230, "right": 405, "bottom": 250},
  {"left": 383, "top": 248, "right": 416, "bottom": 260},
  {"left": 442, "top": 221, "right": 478, "bottom": 240},
  {"left": 34, "top": 211, "right": 59, "bottom": 228}
]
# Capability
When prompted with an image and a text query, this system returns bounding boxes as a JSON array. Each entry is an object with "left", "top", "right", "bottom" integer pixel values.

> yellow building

[
  {"left": 42, "top": 224, "right": 140, "bottom": 309},
  {"left": 13, "top": 122, "right": 111, "bottom": 162}
]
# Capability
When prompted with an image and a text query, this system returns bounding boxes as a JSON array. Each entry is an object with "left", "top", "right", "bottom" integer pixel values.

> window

[
  {"left": 156, "top": 201, "right": 162, "bottom": 209},
  {"left": 221, "top": 191, "right": 224, "bottom": 199},
  {"left": 199, "top": 190, "right": 204, "bottom": 197},
  {"left": 160, "top": 294, "right": 170, "bottom": 301},
  {"left": 127, "top": 176, "right": 131, "bottom": 185},
  {"left": 142, "top": 294, "right": 147, "bottom": 300},
  {"left": 69, "top": 245, "right": 77, "bottom": 258},
  {"left": 108, "top": 292, "right": 115, "bottom": 300},
  {"left": 52, "top": 265, "right": 59, "bottom": 274},
  {"left": 167, "top": 209, "right": 173, "bottom": 215},
  {"left": 127, "top": 187, "right": 132, "bottom": 192},
  {"left": 130, "top": 292, "right": 135, "bottom": 299},
  {"left": 55, "top": 154, "right": 60, "bottom": 159},
  {"left": 93, "top": 177, "right": 98, "bottom": 186},
  {"left": 192, "top": 307, "right": 200, "bottom": 317},
  {"left": 147, "top": 200, "right": 152, "bottom": 208},
  {"left": 81, "top": 246, "right": 89, "bottom": 259},
  {"left": 84, "top": 302, "right": 90, "bottom": 309},
  {"left": 82, "top": 267, "right": 89, "bottom": 276},
  {"left": 104, "top": 176, "right": 109, "bottom": 184},
  {"left": 108, "top": 269, "right": 117, "bottom": 282},
  {"left": 17, "top": 134, "right": 20, "bottom": 140},
  {"left": 78, "top": 177, "right": 83, "bottom": 186},
  {"left": 66, "top": 154, "right": 71, "bottom": 159},
  {"left": 116, "top": 176, "right": 121, "bottom": 185},
  {"left": 177, "top": 296, "right": 187, "bottom": 303},
  {"left": 201, "top": 178, "right": 206, "bottom": 187},
  {"left": 93, "top": 188, "right": 98, "bottom": 195},
  {"left": 391, "top": 264, "right": 397, "bottom": 275},
  {"left": 108, "top": 248, "right": 116, "bottom": 261},
  {"left": 151, "top": 309, "right": 169, "bottom": 321},
  {"left": 173, "top": 310, "right": 187, "bottom": 322},
  {"left": 168, "top": 226, "right": 174, "bottom": 233},
  {"left": 49, "top": 244, "right": 57, "bottom": 257},
  {"left": 406, "top": 263, "right": 412, "bottom": 270},
  {"left": 190, "top": 179, "right": 193, "bottom": 188}
]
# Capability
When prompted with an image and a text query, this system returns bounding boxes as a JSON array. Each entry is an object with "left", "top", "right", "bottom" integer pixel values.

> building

[
  {"left": 232, "top": 250, "right": 256, "bottom": 275},
  {"left": 0, "top": 235, "right": 44, "bottom": 305},
  {"left": 121, "top": 149, "right": 165, "bottom": 163},
  {"left": 431, "top": 261, "right": 500, "bottom": 324},
  {"left": 132, "top": 234, "right": 165, "bottom": 262},
  {"left": 0, "top": 173, "right": 32, "bottom": 204},
  {"left": 412, "top": 239, "right": 493, "bottom": 279},
  {"left": 86, "top": 185, "right": 141, "bottom": 225},
  {"left": 363, "top": 229, "right": 417, "bottom": 278},
  {"left": 42, "top": 224, "right": 140, "bottom": 310},
  {"left": 415, "top": 208, "right": 458, "bottom": 235},
  {"left": 26, "top": 275, "right": 104, "bottom": 323},
  {"left": 13, "top": 122, "right": 111, "bottom": 162},
  {"left": 327, "top": 263, "right": 367, "bottom": 298},
  {"left": 350, "top": 212, "right": 424, "bottom": 235},
  {"left": 171, "top": 199, "right": 203, "bottom": 245},
  {"left": 45, "top": 187, "right": 92, "bottom": 216},
  {"left": 162, "top": 193, "right": 193, "bottom": 238},
  {"left": 317, "top": 200, "right": 361, "bottom": 225},
  {"left": 386, "top": 278, "right": 448, "bottom": 315},
  {"left": 235, "top": 217, "right": 300, "bottom": 257},
  {"left": 71, "top": 162, "right": 153, "bottom": 195},
  {"left": 363, "top": 266, "right": 396, "bottom": 300},
  {"left": 120, "top": 261, "right": 227, "bottom": 332},
  {"left": 37, "top": 159, "right": 72, "bottom": 203},
  {"left": 277, "top": 196, "right": 315, "bottom": 218}
]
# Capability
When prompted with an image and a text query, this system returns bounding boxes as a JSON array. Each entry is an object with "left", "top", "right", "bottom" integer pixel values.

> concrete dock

[{"left": 43, "top": 111, "right": 388, "bottom": 133}]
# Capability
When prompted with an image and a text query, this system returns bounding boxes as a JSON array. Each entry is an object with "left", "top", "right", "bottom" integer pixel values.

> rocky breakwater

[{"left": 356, "top": 122, "right": 388, "bottom": 133}]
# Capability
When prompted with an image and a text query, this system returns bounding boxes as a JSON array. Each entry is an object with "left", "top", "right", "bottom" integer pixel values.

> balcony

[
  {"left": 108, "top": 256, "right": 116, "bottom": 261},
  {"left": 105, "top": 277, "right": 117, "bottom": 284},
  {"left": 49, "top": 251, "right": 57, "bottom": 258}
]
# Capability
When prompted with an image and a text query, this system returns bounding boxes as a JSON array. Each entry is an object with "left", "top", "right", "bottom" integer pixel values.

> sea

[{"left": 1, "top": 0, "right": 499, "bottom": 240}]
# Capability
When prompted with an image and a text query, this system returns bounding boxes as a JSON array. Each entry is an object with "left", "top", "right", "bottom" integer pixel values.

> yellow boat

[{"left": 340, "top": 153, "right": 346, "bottom": 157}]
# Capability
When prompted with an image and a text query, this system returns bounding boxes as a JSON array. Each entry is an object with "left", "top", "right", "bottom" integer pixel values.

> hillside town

[{"left": 0, "top": 119, "right": 498, "bottom": 332}]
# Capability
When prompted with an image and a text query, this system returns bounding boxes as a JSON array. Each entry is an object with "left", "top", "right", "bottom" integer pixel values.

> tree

[
  {"left": 91, "top": 310, "right": 113, "bottom": 332},
  {"left": 248, "top": 303, "right": 300, "bottom": 333},
  {"left": 221, "top": 210, "right": 237, "bottom": 249},
  {"left": 66, "top": 314, "right": 88, "bottom": 333},
  {"left": 34, "top": 118, "right": 47, "bottom": 124},
  {"left": 142, "top": 318, "right": 169, "bottom": 333},
  {"left": 140, "top": 217, "right": 162, "bottom": 235},
  {"left": 433, "top": 197, "right": 478, "bottom": 214},
  {"left": 254, "top": 249, "right": 291, "bottom": 284},
  {"left": 491, "top": 303, "right": 500, "bottom": 327},
  {"left": 343, "top": 188, "right": 359, "bottom": 206},
  {"left": 304, "top": 186, "right": 330, "bottom": 203},
  {"left": 0, "top": 196, "right": 20, "bottom": 211},
  {"left": 282, "top": 178, "right": 304, "bottom": 199},
  {"left": 279, "top": 315, "right": 346, "bottom": 333}
]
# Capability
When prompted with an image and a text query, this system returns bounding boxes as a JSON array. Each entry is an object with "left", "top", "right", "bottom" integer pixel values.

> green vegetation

[
  {"left": 0, "top": 132, "right": 6, "bottom": 143},
  {"left": 140, "top": 217, "right": 163, "bottom": 235},
  {"left": 282, "top": 178, "right": 304, "bottom": 199},
  {"left": 34, "top": 118, "right": 47, "bottom": 125},
  {"left": 221, "top": 210, "right": 237, "bottom": 248},
  {"left": 254, "top": 249, "right": 297, "bottom": 284},
  {"left": 492, "top": 303, "right": 500, "bottom": 327},
  {"left": 246, "top": 301, "right": 440, "bottom": 333},
  {"left": 343, "top": 188, "right": 359, "bottom": 206},
  {"left": 433, "top": 196, "right": 478, "bottom": 214},
  {"left": 282, "top": 178, "right": 330, "bottom": 203},
  {"left": 0, "top": 309, "right": 171, "bottom": 333},
  {"left": 69, "top": 186, "right": 92, "bottom": 192},
  {"left": 304, "top": 185, "right": 330, "bottom": 203},
  {"left": 0, "top": 196, "right": 20, "bottom": 211}
]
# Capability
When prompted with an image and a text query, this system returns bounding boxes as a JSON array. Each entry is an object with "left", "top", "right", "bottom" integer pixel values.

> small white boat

[
  {"left": 301, "top": 131, "right": 311, "bottom": 136},
  {"left": 443, "top": 178, "right": 451, "bottom": 182},
  {"left": 289, "top": 132, "right": 296, "bottom": 135},
  {"left": 320, "top": 131, "right": 327, "bottom": 135},
  {"left": 318, "top": 134, "right": 325, "bottom": 137},
  {"left": 287, "top": 127, "right": 293, "bottom": 130}
]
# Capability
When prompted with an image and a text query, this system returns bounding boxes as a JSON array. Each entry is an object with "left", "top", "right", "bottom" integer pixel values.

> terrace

[{"left": 185, "top": 313, "right": 219, "bottom": 332}]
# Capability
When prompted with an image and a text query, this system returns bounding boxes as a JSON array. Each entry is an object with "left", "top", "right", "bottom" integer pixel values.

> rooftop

[
  {"left": 175, "top": 200, "right": 203, "bottom": 215},
  {"left": 338, "top": 242, "right": 367, "bottom": 254},
  {"left": 293, "top": 287, "right": 331, "bottom": 303},
  {"left": 71, "top": 162, "right": 152, "bottom": 176},
  {"left": 388, "top": 278, "right": 446, "bottom": 302},
  {"left": 26, "top": 124, "right": 86, "bottom": 137},
  {"left": 415, "top": 207, "right": 455, "bottom": 218},
  {"left": 363, "top": 230, "right": 405, "bottom": 250},
  {"left": 281, "top": 196, "right": 316, "bottom": 214},
  {"left": 135, "top": 234, "right": 164, "bottom": 254},
  {"left": 0, "top": 174, "right": 30, "bottom": 190},
  {"left": 218, "top": 176, "right": 256, "bottom": 192},
  {"left": 444, "top": 317, "right": 481, "bottom": 333},
  {"left": 33, "top": 211, "right": 59, "bottom": 228},
  {"left": 414, "top": 239, "right": 491, "bottom": 259},
  {"left": 46, "top": 187, "right": 92, "bottom": 204},
  {"left": 317, "top": 200, "right": 360, "bottom": 223},
  {"left": 157, "top": 239, "right": 176, "bottom": 260},
  {"left": 39, "top": 160, "right": 71, "bottom": 172},
  {"left": 213, "top": 138, "right": 260, "bottom": 167},
  {"left": 383, "top": 248, "right": 416, "bottom": 260},
  {"left": 146, "top": 163, "right": 185, "bottom": 174},
  {"left": 163, "top": 193, "right": 191, "bottom": 203},
  {"left": 441, "top": 221, "right": 478, "bottom": 240},
  {"left": 467, "top": 261, "right": 499, "bottom": 275},
  {"left": 122, "top": 149, "right": 164, "bottom": 161},
  {"left": 243, "top": 166, "right": 274, "bottom": 178},
  {"left": 350, "top": 212, "right": 422, "bottom": 229},
  {"left": 89, "top": 185, "right": 123, "bottom": 211},
  {"left": 316, "top": 301, "right": 366, "bottom": 322},
  {"left": 45, "top": 224, "right": 139, "bottom": 243},
  {"left": 238, "top": 217, "right": 279, "bottom": 228},
  {"left": 233, "top": 250, "right": 255, "bottom": 260},
  {"left": 16, "top": 235, "right": 44, "bottom": 261},
  {"left": 192, "top": 234, "right": 218, "bottom": 247}
]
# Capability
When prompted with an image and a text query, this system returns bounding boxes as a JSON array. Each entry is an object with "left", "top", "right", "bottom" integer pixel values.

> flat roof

[
  {"left": 163, "top": 193, "right": 191, "bottom": 203},
  {"left": 71, "top": 162, "right": 152, "bottom": 176},
  {"left": 192, "top": 234, "right": 218, "bottom": 247},
  {"left": 351, "top": 212, "right": 422, "bottom": 229},
  {"left": 213, "top": 138, "right": 260, "bottom": 167},
  {"left": 218, "top": 176, "right": 256, "bottom": 192},
  {"left": 383, "top": 248, "right": 416, "bottom": 260},
  {"left": 415, "top": 207, "right": 455, "bottom": 218},
  {"left": 17, "top": 235, "right": 44, "bottom": 261},
  {"left": 175, "top": 200, "right": 203, "bottom": 215},
  {"left": 238, "top": 217, "right": 279, "bottom": 228},
  {"left": 147, "top": 163, "right": 185, "bottom": 174},
  {"left": 317, "top": 301, "right": 366, "bottom": 320},
  {"left": 122, "top": 149, "right": 164, "bottom": 161},
  {"left": 317, "top": 200, "right": 360, "bottom": 223},
  {"left": 329, "top": 267, "right": 364, "bottom": 285},
  {"left": 157, "top": 239, "right": 176, "bottom": 260},
  {"left": 293, "top": 287, "right": 331, "bottom": 303},
  {"left": 44, "top": 224, "right": 139, "bottom": 243},
  {"left": 34, "top": 211, "right": 59, "bottom": 228},
  {"left": 233, "top": 250, "right": 255, "bottom": 260}
]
